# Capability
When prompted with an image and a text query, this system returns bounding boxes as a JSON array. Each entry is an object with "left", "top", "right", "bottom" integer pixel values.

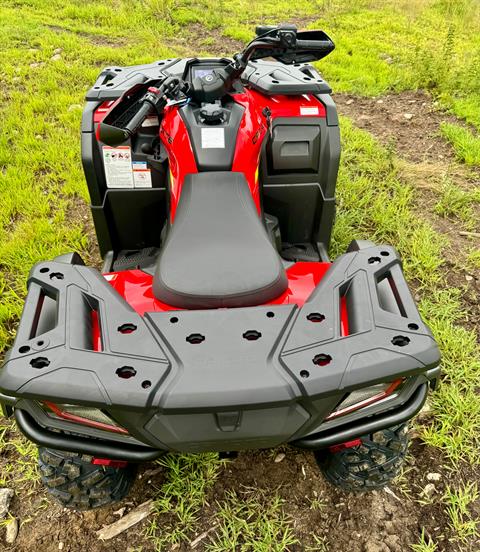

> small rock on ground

[
  {"left": 0, "top": 488, "right": 14, "bottom": 520},
  {"left": 5, "top": 518, "right": 19, "bottom": 544},
  {"left": 427, "top": 472, "right": 442, "bottom": 482},
  {"left": 422, "top": 483, "right": 436, "bottom": 498}
]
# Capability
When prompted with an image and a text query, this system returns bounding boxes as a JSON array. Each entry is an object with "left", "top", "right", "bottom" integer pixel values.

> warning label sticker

[
  {"left": 141, "top": 116, "right": 160, "bottom": 128},
  {"left": 132, "top": 161, "right": 152, "bottom": 188},
  {"left": 102, "top": 146, "right": 134, "bottom": 188},
  {"left": 300, "top": 106, "right": 319, "bottom": 116},
  {"left": 201, "top": 127, "right": 225, "bottom": 149}
]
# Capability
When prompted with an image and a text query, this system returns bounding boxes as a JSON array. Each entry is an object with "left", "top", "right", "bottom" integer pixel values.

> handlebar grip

[
  {"left": 123, "top": 101, "right": 154, "bottom": 136},
  {"left": 296, "top": 39, "right": 333, "bottom": 51}
]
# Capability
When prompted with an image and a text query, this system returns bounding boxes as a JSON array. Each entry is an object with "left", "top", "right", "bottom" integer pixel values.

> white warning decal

[
  {"left": 141, "top": 116, "right": 160, "bottom": 128},
  {"left": 102, "top": 146, "right": 134, "bottom": 188},
  {"left": 132, "top": 161, "right": 152, "bottom": 188},
  {"left": 300, "top": 106, "right": 319, "bottom": 116},
  {"left": 201, "top": 127, "right": 225, "bottom": 149}
]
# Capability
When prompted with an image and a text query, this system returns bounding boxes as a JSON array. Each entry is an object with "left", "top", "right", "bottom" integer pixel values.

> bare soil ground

[
  {"left": 2, "top": 91, "right": 479, "bottom": 552},
  {"left": 4, "top": 445, "right": 464, "bottom": 552},
  {"left": 335, "top": 91, "right": 460, "bottom": 164}
]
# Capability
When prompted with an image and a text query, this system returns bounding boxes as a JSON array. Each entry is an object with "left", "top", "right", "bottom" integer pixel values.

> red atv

[{"left": 0, "top": 25, "right": 440, "bottom": 509}]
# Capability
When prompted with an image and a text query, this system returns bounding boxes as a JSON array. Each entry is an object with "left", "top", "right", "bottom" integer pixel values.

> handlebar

[
  {"left": 123, "top": 98, "right": 156, "bottom": 135},
  {"left": 124, "top": 77, "right": 181, "bottom": 136},
  {"left": 98, "top": 77, "right": 181, "bottom": 147},
  {"left": 99, "top": 25, "right": 335, "bottom": 144},
  {"left": 190, "top": 26, "right": 334, "bottom": 103}
]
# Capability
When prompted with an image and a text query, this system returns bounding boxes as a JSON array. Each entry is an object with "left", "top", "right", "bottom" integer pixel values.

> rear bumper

[
  {"left": 12, "top": 382, "right": 429, "bottom": 461},
  {"left": 14, "top": 409, "right": 163, "bottom": 462},
  {"left": 0, "top": 244, "right": 440, "bottom": 454}
]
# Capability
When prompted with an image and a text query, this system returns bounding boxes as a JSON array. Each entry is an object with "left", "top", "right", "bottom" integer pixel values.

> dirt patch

[
  {"left": 65, "top": 194, "right": 102, "bottom": 269},
  {"left": 4, "top": 442, "right": 470, "bottom": 551},
  {"left": 335, "top": 91, "right": 457, "bottom": 165},
  {"left": 45, "top": 24, "right": 128, "bottom": 48},
  {"left": 4, "top": 460, "right": 162, "bottom": 552},
  {"left": 170, "top": 16, "right": 322, "bottom": 58},
  {"left": 168, "top": 23, "right": 245, "bottom": 57}
]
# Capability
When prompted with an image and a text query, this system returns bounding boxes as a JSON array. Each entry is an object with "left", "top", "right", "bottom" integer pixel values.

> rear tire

[
  {"left": 38, "top": 447, "right": 137, "bottom": 510},
  {"left": 314, "top": 423, "right": 409, "bottom": 491}
]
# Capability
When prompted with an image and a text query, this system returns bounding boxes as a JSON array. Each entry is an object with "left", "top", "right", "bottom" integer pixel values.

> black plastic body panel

[
  {"left": 179, "top": 101, "right": 244, "bottom": 171},
  {"left": 0, "top": 245, "right": 440, "bottom": 453},
  {"left": 242, "top": 61, "right": 332, "bottom": 95},
  {"left": 261, "top": 115, "right": 340, "bottom": 249}
]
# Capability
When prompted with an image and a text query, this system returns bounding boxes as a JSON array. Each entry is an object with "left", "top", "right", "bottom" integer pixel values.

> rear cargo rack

[{"left": 0, "top": 245, "right": 440, "bottom": 451}]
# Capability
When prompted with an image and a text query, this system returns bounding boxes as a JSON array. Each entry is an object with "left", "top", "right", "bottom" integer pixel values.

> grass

[
  {"left": 145, "top": 453, "right": 224, "bottom": 548},
  {"left": 206, "top": 490, "right": 298, "bottom": 551},
  {"left": 1, "top": 0, "right": 480, "bottom": 549},
  {"left": 434, "top": 179, "right": 480, "bottom": 228},
  {"left": 443, "top": 481, "right": 479, "bottom": 544},
  {"left": 305, "top": 535, "right": 329, "bottom": 552},
  {"left": 440, "top": 122, "right": 480, "bottom": 166},
  {"left": 314, "top": 0, "right": 480, "bottom": 129},
  {"left": 467, "top": 248, "right": 480, "bottom": 270},
  {"left": 0, "top": 419, "right": 39, "bottom": 489},
  {"left": 410, "top": 529, "right": 438, "bottom": 552}
]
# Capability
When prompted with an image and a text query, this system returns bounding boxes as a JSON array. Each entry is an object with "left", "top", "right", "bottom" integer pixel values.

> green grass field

[{"left": 1, "top": 0, "right": 479, "bottom": 550}]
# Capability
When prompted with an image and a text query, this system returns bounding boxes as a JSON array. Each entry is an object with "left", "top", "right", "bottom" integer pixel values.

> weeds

[
  {"left": 440, "top": 123, "right": 480, "bottom": 166},
  {"left": 443, "top": 482, "right": 479, "bottom": 543},
  {"left": 145, "top": 453, "right": 223, "bottom": 549},
  {"left": 410, "top": 528, "right": 437, "bottom": 552},
  {"left": 206, "top": 489, "right": 298, "bottom": 551},
  {"left": 434, "top": 179, "right": 479, "bottom": 228},
  {"left": 306, "top": 534, "right": 329, "bottom": 551}
]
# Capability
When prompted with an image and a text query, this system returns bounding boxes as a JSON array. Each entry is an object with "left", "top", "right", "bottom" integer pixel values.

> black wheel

[
  {"left": 314, "top": 424, "right": 409, "bottom": 491},
  {"left": 38, "top": 447, "right": 137, "bottom": 510}
]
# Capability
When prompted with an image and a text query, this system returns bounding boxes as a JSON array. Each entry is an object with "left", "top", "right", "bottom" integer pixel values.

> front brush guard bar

[{"left": 15, "top": 409, "right": 163, "bottom": 462}]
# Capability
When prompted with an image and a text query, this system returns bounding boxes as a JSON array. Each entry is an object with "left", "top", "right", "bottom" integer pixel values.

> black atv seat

[{"left": 153, "top": 172, "right": 288, "bottom": 309}]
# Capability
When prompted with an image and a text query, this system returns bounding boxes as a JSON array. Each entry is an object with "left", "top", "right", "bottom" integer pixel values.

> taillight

[
  {"left": 41, "top": 402, "right": 129, "bottom": 435},
  {"left": 326, "top": 379, "right": 404, "bottom": 421}
]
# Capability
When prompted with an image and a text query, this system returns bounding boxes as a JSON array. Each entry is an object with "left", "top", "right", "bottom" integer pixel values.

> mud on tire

[
  {"left": 38, "top": 447, "right": 137, "bottom": 510},
  {"left": 314, "top": 424, "right": 409, "bottom": 491}
]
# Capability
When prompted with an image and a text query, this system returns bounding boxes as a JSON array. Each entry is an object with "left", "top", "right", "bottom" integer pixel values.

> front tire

[
  {"left": 38, "top": 447, "right": 137, "bottom": 510},
  {"left": 314, "top": 423, "right": 409, "bottom": 491}
]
